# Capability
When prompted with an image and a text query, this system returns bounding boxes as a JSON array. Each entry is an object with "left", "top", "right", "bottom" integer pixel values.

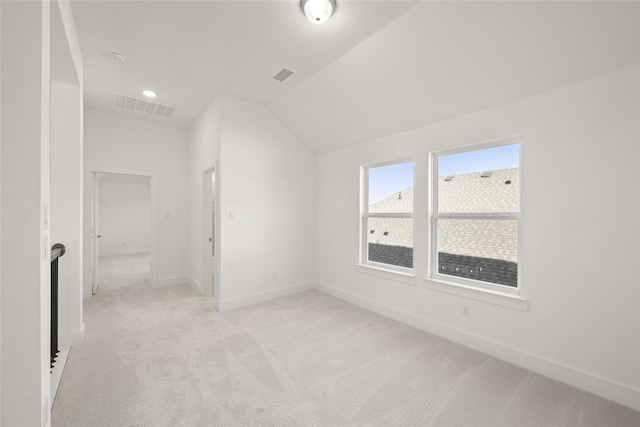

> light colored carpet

[{"left": 52, "top": 255, "right": 639, "bottom": 426}]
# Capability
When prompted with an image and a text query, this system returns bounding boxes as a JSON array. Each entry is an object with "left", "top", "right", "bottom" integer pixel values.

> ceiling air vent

[
  {"left": 113, "top": 93, "right": 176, "bottom": 118},
  {"left": 272, "top": 68, "right": 294, "bottom": 82}
]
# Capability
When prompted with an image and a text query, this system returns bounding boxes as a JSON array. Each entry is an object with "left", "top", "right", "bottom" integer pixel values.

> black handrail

[
  {"left": 51, "top": 243, "right": 65, "bottom": 262},
  {"left": 50, "top": 243, "right": 66, "bottom": 371}
]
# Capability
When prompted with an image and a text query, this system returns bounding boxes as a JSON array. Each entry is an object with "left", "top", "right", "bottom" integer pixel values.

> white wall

[
  {"left": 49, "top": 1, "right": 85, "bottom": 410},
  {"left": 315, "top": 67, "right": 640, "bottom": 410},
  {"left": 83, "top": 109, "right": 188, "bottom": 297},
  {"left": 217, "top": 95, "right": 316, "bottom": 309},
  {"left": 1, "top": 1, "right": 52, "bottom": 425},
  {"left": 187, "top": 95, "right": 316, "bottom": 308},
  {"left": 1, "top": 3, "right": 3, "bottom": 421},
  {"left": 186, "top": 97, "right": 221, "bottom": 295},
  {"left": 0, "top": 2, "right": 83, "bottom": 419},
  {"left": 98, "top": 180, "right": 151, "bottom": 256},
  {"left": 50, "top": 80, "right": 84, "bottom": 352}
]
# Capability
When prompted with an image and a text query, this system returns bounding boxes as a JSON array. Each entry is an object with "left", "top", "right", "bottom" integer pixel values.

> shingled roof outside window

[
  {"left": 363, "top": 161, "right": 414, "bottom": 270},
  {"left": 432, "top": 140, "right": 520, "bottom": 290}
]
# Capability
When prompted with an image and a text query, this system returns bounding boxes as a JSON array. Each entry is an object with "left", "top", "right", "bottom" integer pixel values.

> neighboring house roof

[
  {"left": 367, "top": 168, "right": 519, "bottom": 263},
  {"left": 368, "top": 186, "right": 413, "bottom": 248},
  {"left": 367, "top": 217, "right": 413, "bottom": 248},
  {"left": 437, "top": 218, "right": 518, "bottom": 262},
  {"left": 369, "top": 186, "right": 414, "bottom": 214},
  {"left": 438, "top": 168, "right": 519, "bottom": 213}
]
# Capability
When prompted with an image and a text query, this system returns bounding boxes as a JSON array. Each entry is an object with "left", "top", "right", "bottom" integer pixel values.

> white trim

[
  {"left": 356, "top": 263, "right": 415, "bottom": 286},
  {"left": 201, "top": 164, "right": 217, "bottom": 297},
  {"left": 366, "top": 212, "right": 413, "bottom": 218},
  {"left": 423, "top": 277, "right": 528, "bottom": 311},
  {"left": 214, "top": 160, "right": 221, "bottom": 302},
  {"left": 90, "top": 169, "right": 159, "bottom": 289},
  {"left": 429, "top": 137, "right": 522, "bottom": 295},
  {"left": 152, "top": 275, "right": 189, "bottom": 289},
  {"left": 315, "top": 282, "right": 640, "bottom": 412},
  {"left": 66, "top": 323, "right": 85, "bottom": 347},
  {"left": 98, "top": 249, "right": 150, "bottom": 257},
  {"left": 436, "top": 212, "right": 519, "bottom": 219},
  {"left": 361, "top": 157, "right": 415, "bottom": 170},
  {"left": 217, "top": 282, "right": 316, "bottom": 312},
  {"left": 187, "top": 274, "right": 205, "bottom": 295},
  {"left": 434, "top": 135, "right": 522, "bottom": 157},
  {"left": 432, "top": 268, "right": 521, "bottom": 296},
  {"left": 360, "top": 159, "right": 415, "bottom": 273},
  {"left": 149, "top": 174, "right": 159, "bottom": 288}
]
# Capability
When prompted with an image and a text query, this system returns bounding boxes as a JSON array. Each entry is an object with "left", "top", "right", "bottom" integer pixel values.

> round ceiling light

[
  {"left": 142, "top": 90, "right": 157, "bottom": 98},
  {"left": 301, "top": 0, "right": 336, "bottom": 24}
]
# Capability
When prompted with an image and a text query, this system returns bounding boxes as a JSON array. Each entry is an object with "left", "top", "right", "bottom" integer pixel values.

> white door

[{"left": 91, "top": 173, "right": 101, "bottom": 294}]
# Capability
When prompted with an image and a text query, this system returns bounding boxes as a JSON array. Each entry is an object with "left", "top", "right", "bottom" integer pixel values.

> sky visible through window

[
  {"left": 438, "top": 143, "right": 519, "bottom": 176},
  {"left": 369, "top": 162, "right": 414, "bottom": 204},
  {"left": 368, "top": 144, "right": 519, "bottom": 204}
]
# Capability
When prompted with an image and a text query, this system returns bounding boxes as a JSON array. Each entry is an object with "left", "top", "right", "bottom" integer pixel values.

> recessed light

[{"left": 142, "top": 90, "right": 157, "bottom": 98}]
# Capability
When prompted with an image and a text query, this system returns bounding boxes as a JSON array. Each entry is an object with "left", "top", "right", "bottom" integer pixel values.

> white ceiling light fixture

[
  {"left": 301, "top": 0, "right": 336, "bottom": 24},
  {"left": 142, "top": 89, "right": 157, "bottom": 98}
]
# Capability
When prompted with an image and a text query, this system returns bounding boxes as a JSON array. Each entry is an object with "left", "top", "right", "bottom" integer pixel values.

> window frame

[
  {"left": 360, "top": 158, "right": 415, "bottom": 274},
  {"left": 428, "top": 138, "right": 522, "bottom": 296}
]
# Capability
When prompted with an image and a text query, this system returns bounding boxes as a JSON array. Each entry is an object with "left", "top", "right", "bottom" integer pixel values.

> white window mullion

[
  {"left": 367, "top": 212, "right": 413, "bottom": 219},
  {"left": 435, "top": 212, "right": 519, "bottom": 218}
]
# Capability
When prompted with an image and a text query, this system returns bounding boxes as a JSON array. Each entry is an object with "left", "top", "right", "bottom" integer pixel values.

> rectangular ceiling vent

[
  {"left": 272, "top": 68, "right": 294, "bottom": 82},
  {"left": 112, "top": 93, "right": 176, "bottom": 118}
]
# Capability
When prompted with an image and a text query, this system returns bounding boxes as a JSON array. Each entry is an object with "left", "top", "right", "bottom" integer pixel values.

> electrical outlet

[{"left": 461, "top": 304, "right": 471, "bottom": 318}]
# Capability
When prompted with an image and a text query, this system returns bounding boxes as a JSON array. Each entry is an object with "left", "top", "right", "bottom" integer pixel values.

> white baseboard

[
  {"left": 152, "top": 276, "right": 189, "bottom": 289},
  {"left": 67, "top": 323, "right": 85, "bottom": 347},
  {"left": 99, "top": 249, "right": 150, "bottom": 257},
  {"left": 217, "top": 282, "right": 316, "bottom": 312},
  {"left": 187, "top": 275, "right": 206, "bottom": 295},
  {"left": 316, "top": 282, "right": 640, "bottom": 412}
]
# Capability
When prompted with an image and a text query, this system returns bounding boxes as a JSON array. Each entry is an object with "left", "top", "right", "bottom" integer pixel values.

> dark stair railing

[{"left": 50, "top": 243, "right": 66, "bottom": 371}]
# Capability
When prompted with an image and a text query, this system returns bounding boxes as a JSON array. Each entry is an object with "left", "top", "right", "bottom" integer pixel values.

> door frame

[
  {"left": 91, "top": 170, "right": 159, "bottom": 291},
  {"left": 202, "top": 161, "right": 220, "bottom": 301},
  {"left": 91, "top": 173, "right": 100, "bottom": 294}
]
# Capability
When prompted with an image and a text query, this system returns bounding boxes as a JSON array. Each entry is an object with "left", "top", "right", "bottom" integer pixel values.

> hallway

[
  {"left": 96, "top": 254, "right": 151, "bottom": 293},
  {"left": 52, "top": 255, "right": 211, "bottom": 425}
]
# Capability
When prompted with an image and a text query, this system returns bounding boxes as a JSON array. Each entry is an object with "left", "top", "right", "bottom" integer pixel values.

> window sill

[
  {"left": 422, "top": 277, "right": 528, "bottom": 311},
  {"left": 356, "top": 264, "right": 416, "bottom": 286}
]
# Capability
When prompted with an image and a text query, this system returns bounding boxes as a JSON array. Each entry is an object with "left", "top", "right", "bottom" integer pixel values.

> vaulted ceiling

[{"left": 71, "top": 1, "right": 640, "bottom": 154}]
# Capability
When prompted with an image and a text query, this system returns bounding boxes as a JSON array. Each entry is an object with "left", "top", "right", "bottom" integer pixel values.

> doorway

[
  {"left": 91, "top": 172, "right": 155, "bottom": 294},
  {"left": 203, "top": 166, "right": 218, "bottom": 299}
]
